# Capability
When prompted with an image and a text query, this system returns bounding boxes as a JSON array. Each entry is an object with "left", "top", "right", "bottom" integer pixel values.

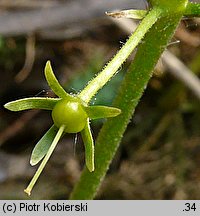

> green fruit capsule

[{"left": 52, "top": 99, "right": 88, "bottom": 133}]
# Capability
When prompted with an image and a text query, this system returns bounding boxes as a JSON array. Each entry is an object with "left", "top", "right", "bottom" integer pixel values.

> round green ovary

[{"left": 52, "top": 99, "right": 88, "bottom": 133}]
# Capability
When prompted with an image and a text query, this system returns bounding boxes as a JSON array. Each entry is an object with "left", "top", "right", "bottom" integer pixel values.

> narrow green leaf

[
  {"left": 4, "top": 97, "right": 60, "bottom": 111},
  {"left": 45, "top": 61, "right": 72, "bottom": 99},
  {"left": 85, "top": 106, "right": 121, "bottom": 120},
  {"left": 25, "top": 125, "right": 65, "bottom": 195},
  {"left": 106, "top": 9, "right": 147, "bottom": 19},
  {"left": 81, "top": 119, "right": 94, "bottom": 172},
  {"left": 30, "top": 125, "right": 58, "bottom": 166}
]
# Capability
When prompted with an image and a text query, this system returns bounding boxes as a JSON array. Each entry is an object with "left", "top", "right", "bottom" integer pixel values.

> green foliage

[
  {"left": 149, "top": 0, "right": 188, "bottom": 13},
  {"left": 84, "top": 106, "right": 121, "bottom": 119},
  {"left": 4, "top": 97, "right": 60, "bottom": 111},
  {"left": 4, "top": 0, "right": 200, "bottom": 199},
  {"left": 70, "top": 0, "right": 200, "bottom": 200},
  {"left": 184, "top": 2, "right": 200, "bottom": 17},
  {"left": 45, "top": 61, "right": 73, "bottom": 99},
  {"left": 81, "top": 120, "right": 95, "bottom": 172},
  {"left": 30, "top": 125, "right": 58, "bottom": 166},
  {"left": 4, "top": 61, "right": 121, "bottom": 195}
]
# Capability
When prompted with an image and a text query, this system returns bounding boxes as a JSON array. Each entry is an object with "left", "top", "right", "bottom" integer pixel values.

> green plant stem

[
  {"left": 70, "top": 11, "right": 184, "bottom": 200},
  {"left": 24, "top": 125, "right": 65, "bottom": 196},
  {"left": 78, "top": 7, "right": 162, "bottom": 104},
  {"left": 184, "top": 2, "right": 200, "bottom": 17}
]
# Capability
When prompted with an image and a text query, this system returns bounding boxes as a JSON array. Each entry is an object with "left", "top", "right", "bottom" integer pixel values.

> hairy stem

[
  {"left": 184, "top": 2, "right": 200, "bottom": 17},
  {"left": 78, "top": 7, "right": 162, "bottom": 104},
  {"left": 70, "top": 11, "right": 184, "bottom": 200}
]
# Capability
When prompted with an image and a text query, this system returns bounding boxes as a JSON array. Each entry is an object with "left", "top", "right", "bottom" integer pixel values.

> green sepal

[
  {"left": 45, "top": 61, "right": 73, "bottom": 99},
  {"left": 106, "top": 9, "right": 147, "bottom": 19},
  {"left": 84, "top": 106, "right": 121, "bottom": 120},
  {"left": 81, "top": 119, "right": 94, "bottom": 172},
  {"left": 25, "top": 125, "right": 65, "bottom": 196},
  {"left": 4, "top": 97, "right": 60, "bottom": 111},
  {"left": 30, "top": 125, "right": 58, "bottom": 166}
]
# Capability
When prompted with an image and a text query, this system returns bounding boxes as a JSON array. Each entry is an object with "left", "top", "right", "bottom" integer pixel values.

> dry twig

[
  {"left": 15, "top": 34, "right": 36, "bottom": 83},
  {"left": 0, "top": 110, "right": 39, "bottom": 146}
]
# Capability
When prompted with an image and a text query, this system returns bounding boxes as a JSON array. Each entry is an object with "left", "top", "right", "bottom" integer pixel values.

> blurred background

[{"left": 0, "top": 0, "right": 200, "bottom": 199}]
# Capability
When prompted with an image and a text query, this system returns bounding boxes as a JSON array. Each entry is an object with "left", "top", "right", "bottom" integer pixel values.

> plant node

[{"left": 149, "top": 0, "right": 188, "bottom": 14}]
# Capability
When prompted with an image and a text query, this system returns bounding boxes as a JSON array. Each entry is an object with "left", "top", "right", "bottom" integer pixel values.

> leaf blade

[
  {"left": 25, "top": 125, "right": 65, "bottom": 195},
  {"left": 81, "top": 119, "right": 94, "bottom": 172},
  {"left": 85, "top": 106, "right": 121, "bottom": 120},
  {"left": 45, "top": 61, "right": 72, "bottom": 99},
  {"left": 4, "top": 97, "right": 60, "bottom": 111},
  {"left": 30, "top": 125, "right": 58, "bottom": 166}
]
